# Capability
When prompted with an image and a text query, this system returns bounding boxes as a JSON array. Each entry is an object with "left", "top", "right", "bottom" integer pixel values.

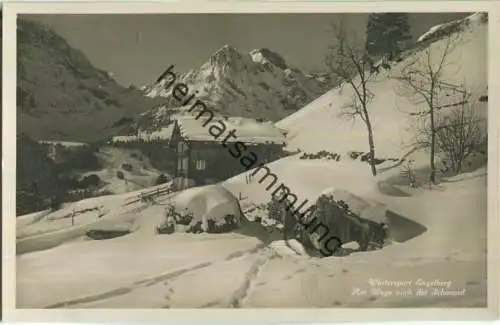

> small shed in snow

[{"left": 170, "top": 115, "right": 287, "bottom": 189}]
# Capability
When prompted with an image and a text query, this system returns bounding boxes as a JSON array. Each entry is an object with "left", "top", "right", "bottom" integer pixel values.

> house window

[
  {"left": 181, "top": 157, "right": 189, "bottom": 170},
  {"left": 177, "top": 157, "right": 189, "bottom": 176},
  {"left": 196, "top": 159, "right": 206, "bottom": 170},
  {"left": 177, "top": 140, "right": 188, "bottom": 154}
]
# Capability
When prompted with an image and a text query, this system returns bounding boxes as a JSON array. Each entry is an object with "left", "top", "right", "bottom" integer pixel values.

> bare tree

[
  {"left": 325, "top": 21, "right": 378, "bottom": 176},
  {"left": 395, "top": 34, "right": 465, "bottom": 184},
  {"left": 435, "top": 91, "right": 487, "bottom": 173}
]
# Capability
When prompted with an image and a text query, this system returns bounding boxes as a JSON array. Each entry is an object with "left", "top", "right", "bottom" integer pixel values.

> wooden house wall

[
  {"left": 109, "top": 139, "right": 176, "bottom": 172},
  {"left": 183, "top": 141, "right": 284, "bottom": 186},
  {"left": 170, "top": 121, "right": 285, "bottom": 187}
]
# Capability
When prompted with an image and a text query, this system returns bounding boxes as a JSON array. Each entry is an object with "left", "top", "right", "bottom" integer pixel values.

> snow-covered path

[{"left": 16, "top": 167, "right": 487, "bottom": 308}]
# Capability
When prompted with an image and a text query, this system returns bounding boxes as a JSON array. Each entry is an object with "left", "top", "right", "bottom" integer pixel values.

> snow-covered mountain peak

[
  {"left": 215, "top": 44, "right": 239, "bottom": 55},
  {"left": 250, "top": 48, "right": 288, "bottom": 69},
  {"left": 139, "top": 45, "right": 334, "bottom": 129},
  {"left": 209, "top": 44, "right": 245, "bottom": 68}
]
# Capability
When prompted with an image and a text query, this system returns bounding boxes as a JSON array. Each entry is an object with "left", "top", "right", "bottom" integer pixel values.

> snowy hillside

[
  {"left": 278, "top": 13, "right": 487, "bottom": 159},
  {"left": 16, "top": 159, "right": 487, "bottom": 308},
  {"left": 141, "top": 46, "right": 332, "bottom": 125},
  {"left": 417, "top": 12, "right": 488, "bottom": 43},
  {"left": 87, "top": 147, "right": 169, "bottom": 194}
]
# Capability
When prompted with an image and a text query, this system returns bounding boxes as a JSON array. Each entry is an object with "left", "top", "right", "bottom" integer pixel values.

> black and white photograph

[{"left": 3, "top": 1, "right": 496, "bottom": 318}]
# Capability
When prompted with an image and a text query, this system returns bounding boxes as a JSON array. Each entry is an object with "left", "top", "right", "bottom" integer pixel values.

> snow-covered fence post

[{"left": 71, "top": 208, "right": 75, "bottom": 225}]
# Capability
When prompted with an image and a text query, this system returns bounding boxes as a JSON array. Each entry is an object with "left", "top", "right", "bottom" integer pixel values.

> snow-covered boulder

[
  {"left": 171, "top": 184, "right": 243, "bottom": 233},
  {"left": 86, "top": 220, "right": 134, "bottom": 240},
  {"left": 294, "top": 188, "right": 390, "bottom": 256},
  {"left": 319, "top": 188, "right": 388, "bottom": 225}
]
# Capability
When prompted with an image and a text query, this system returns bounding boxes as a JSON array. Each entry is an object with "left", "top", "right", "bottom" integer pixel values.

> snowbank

[
  {"left": 172, "top": 185, "right": 243, "bottom": 231},
  {"left": 17, "top": 222, "right": 92, "bottom": 255},
  {"left": 16, "top": 210, "right": 51, "bottom": 230},
  {"left": 224, "top": 156, "right": 382, "bottom": 212}
]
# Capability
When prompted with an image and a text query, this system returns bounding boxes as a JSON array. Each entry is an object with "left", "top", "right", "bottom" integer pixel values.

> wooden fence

[
  {"left": 47, "top": 205, "right": 104, "bottom": 224},
  {"left": 125, "top": 183, "right": 173, "bottom": 206}
]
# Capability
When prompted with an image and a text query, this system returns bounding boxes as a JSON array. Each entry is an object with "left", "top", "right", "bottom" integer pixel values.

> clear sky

[{"left": 25, "top": 13, "right": 469, "bottom": 87}]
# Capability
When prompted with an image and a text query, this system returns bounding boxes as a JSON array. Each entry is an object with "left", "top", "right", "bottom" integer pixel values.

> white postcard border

[{"left": 2, "top": 1, "right": 499, "bottom": 322}]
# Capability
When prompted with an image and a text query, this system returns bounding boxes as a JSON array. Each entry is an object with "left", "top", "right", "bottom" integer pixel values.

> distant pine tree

[{"left": 365, "top": 13, "right": 412, "bottom": 59}]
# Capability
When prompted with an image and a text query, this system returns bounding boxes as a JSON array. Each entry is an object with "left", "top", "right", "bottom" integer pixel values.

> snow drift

[
  {"left": 171, "top": 185, "right": 243, "bottom": 231},
  {"left": 319, "top": 188, "right": 388, "bottom": 225}
]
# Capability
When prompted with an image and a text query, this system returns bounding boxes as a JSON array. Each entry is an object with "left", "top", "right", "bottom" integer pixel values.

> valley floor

[{"left": 16, "top": 159, "right": 487, "bottom": 308}]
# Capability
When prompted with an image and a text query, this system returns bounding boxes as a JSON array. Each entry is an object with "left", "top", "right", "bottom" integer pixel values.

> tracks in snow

[
  {"left": 45, "top": 236, "right": 297, "bottom": 309},
  {"left": 229, "top": 248, "right": 277, "bottom": 308},
  {"left": 45, "top": 243, "right": 266, "bottom": 309},
  {"left": 197, "top": 247, "right": 278, "bottom": 308}
]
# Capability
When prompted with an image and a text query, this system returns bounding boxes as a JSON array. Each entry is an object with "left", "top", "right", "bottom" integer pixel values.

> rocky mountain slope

[
  {"left": 17, "top": 19, "right": 162, "bottom": 142},
  {"left": 140, "top": 46, "right": 336, "bottom": 126}
]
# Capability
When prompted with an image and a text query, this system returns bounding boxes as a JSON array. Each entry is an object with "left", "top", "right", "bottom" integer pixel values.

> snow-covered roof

[
  {"left": 175, "top": 116, "right": 286, "bottom": 145},
  {"left": 38, "top": 141, "right": 88, "bottom": 147},
  {"left": 111, "top": 124, "right": 175, "bottom": 143}
]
